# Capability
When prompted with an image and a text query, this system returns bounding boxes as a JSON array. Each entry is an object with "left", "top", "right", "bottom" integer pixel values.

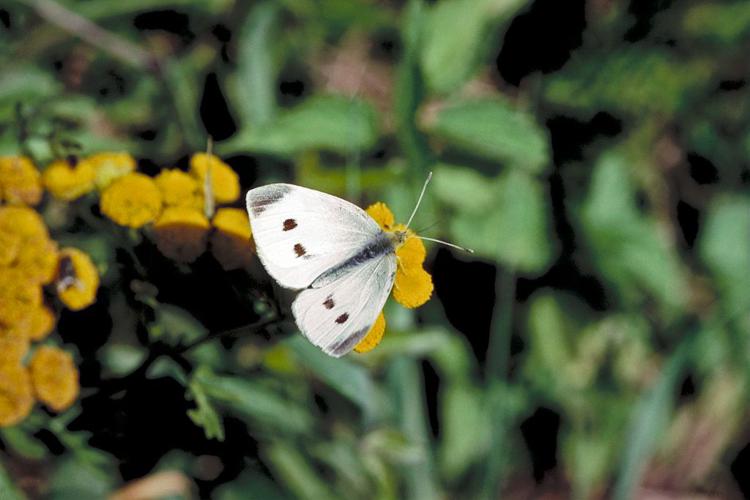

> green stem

[
  {"left": 479, "top": 268, "right": 515, "bottom": 500},
  {"left": 486, "top": 268, "right": 515, "bottom": 381}
]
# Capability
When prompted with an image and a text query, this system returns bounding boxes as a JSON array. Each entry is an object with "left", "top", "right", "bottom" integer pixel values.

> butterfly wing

[
  {"left": 246, "top": 184, "right": 383, "bottom": 289},
  {"left": 292, "top": 251, "right": 397, "bottom": 357}
]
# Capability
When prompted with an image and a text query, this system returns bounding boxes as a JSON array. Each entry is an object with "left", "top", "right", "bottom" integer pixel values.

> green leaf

[
  {"left": 266, "top": 442, "right": 338, "bottom": 500},
  {"left": 699, "top": 196, "right": 750, "bottom": 314},
  {"left": 424, "top": 98, "right": 550, "bottom": 173},
  {"left": 192, "top": 367, "right": 313, "bottom": 434},
  {"left": 388, "top": 358, "right": 439, "bottom": 500},
  {"left": 432, "top": 163, "right": 497, "bottom": 212},
  {"left": 580, "top": 153, "right": 689, "bottom": 311},
  {"left": 0, "top": 460, "right": 25, "bottom": 500},
  {"left": 150, "top": 303, "right": 208, "bottom": 345},
  {"left": 450, "top": 170, "right": 553, "bottom": 272},
  {"left": 544, "top": 48, "right": 713, "bottom": 116},
  {"left": 1, "top": 427, "right": 48, "bottom": 460},
  {"left": 362, "top": 428, "right": 424, "bottom": 466},
  {"left": 288, "top": 337, "right": 384, "bottom": 423},
  {"left": 613, "top": 340, "right": 692, "bottom": 500},
  {"left": 221, "top": 95, "right": 378, "bottom": 156},
  {"left": 162, "top": 59, "right": 205, "bottom": 150},
  {"left": 233, "top": 2, "right": 280, "bottom": 127},
  {"left": 0, "top": 66, "right": 58, "bottom": 116},
  {"left": 438, "top": 383, "right": 488, "bottom": 481},
  {"left": 187, "top": 375, "right": 226, "bottom": 441},
  {"left": 99, "top": 344, "right": 146, "bottom": 378},
  {"left": 48, "top": 458, "right": 115, "bottom": 500},
  {"left": 420, "top": 0, "right": 528, "bottom": 94},
  {"left": 215, "top": 471, "right": 292, "bottom": 500},
  {"left": 682, "top": 1, "right": 750, "bottom": 45}
]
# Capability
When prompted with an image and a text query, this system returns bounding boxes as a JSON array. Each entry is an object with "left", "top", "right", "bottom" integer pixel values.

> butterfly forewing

[
  {"left": 292, "top": 250, "right": 397, "bottom": 357},
  {"left": 246, "top": 184, "right": 383, "bottom": 289}
]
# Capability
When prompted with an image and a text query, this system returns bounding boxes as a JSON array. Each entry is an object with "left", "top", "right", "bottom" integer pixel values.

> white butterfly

[{"left": 246, "top": 174, "right": 469, "bottom": 357}]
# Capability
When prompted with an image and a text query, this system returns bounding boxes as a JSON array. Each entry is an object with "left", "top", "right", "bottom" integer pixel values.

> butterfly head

[{"left": 387, "top": 228, "right": 410, "bottom": 250}]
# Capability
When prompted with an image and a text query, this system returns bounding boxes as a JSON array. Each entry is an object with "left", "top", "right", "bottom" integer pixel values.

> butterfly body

[{"left": 246, "top": 184, "right": 400, "bottom": 357}]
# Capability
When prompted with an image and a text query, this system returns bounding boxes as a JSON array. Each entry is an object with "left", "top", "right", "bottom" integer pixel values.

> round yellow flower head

[
  {"left": 87, "top": 152, "right": 137, "bottom": 189},
  {"left": 351, "top": 202, "right": 434, "bottom": 353},
  {"left": 0, "top": 205, "right": 49, "bottom": 241},
  {"left": 29, "top": 346, "right": 79, "bottom": 412},
  {"left": 0, "top": 363, "right": 34, "bottom": 427},
  {"left": 101, "top": 172, "right": 163, "bottom": 228},
  {"left": 353, "top": 312, "right": 385, "bottom": 354},
  {"left": 0, "top": 300, "right": 54, "bottom": 343},
  {"left": 26, "top": 306, "right": 55, "bottom": 341},
  {"left": 0, "top": 230, "right": 21, "bottom": 266},
  {"left": 42, "top": 157, "right": 96, "bottom": 201},
  {"left": 16, "top": 238, "right": 59, "bottom": 285},
  {"left": 189, "top": 153, "right": 240, "bottom": 204},
  {"left": 153, "top": 207, "right": 210, "bottom": 263},
  {"left": 55, "top": 248, "right": 100, "bottom": 311},
  {"left": 0, "top": 337, "right": 30, "bottom": 368},
  {"left": 210, "top": 208, "right": 254, "bottom": 271},
  {"left": 0, "top": 206, "right": 59, "bottom": 284},
  {"left": 0, "top": 156, "right": 43, "bottom": 206},
  {"left": 0, "top": 266, "right": 43, "bottom": 302},
  {"left": 155, "top": 169, "right": 204, "bottom": 211}
]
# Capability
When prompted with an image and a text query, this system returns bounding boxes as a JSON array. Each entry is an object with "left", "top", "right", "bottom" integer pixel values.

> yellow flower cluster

[
  {"left": 0, "top": 343, "right": 80, "bottom": 426},
  {"left": 97, "top": 152, "right": 251, "bottom": 267},
  {"left": 210, "top": 208, "right": 254, "bottom": 271},
  {"left": 353, "top": 202, "right": 433, "bottom": 354},
  {"left": 0, "top": 203, "right": 94, "bottom": 425},
  {"left": 42, "top": 152, "right": 136, "bottom": 201},
  {"left": 0, "top": 156, "right": 43, "bottom": 206}
]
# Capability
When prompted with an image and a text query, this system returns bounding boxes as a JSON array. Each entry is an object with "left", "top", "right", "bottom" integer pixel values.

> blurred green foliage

[{"left": 1, "top": 0, "right": 749, "bottom": 499}]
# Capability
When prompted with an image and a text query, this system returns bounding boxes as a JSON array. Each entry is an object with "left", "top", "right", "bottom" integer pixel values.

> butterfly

[{"left": 246, "top": 174, "right": 469, "bottom": 357}]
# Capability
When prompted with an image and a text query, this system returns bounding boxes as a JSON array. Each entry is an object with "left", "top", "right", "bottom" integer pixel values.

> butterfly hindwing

[
  {"left": 246, "top": 184, "right": 383, "bottom": 289},
  {"left": 292, "top": 250, "right": 397, "bottom": 357}
]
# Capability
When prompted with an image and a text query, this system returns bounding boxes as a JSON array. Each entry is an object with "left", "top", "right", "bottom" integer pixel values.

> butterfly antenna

[
  {"left": 415, "top": 219, "right": 442, "bottom": 234},
  {"left": 417, "top": 236, "right": 474, "bottom": 254},
  {"left": 405, "top": 171, "right": 433, "bottom": 230}
]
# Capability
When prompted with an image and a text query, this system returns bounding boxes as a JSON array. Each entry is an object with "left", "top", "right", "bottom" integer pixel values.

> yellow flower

[
  {"left": 0, "top": 231, "right": 21, "bottom": 266},
  {"left": 354, "top": 312, "right": 385, "bottom": 354},
  {"left": 0, "top": 363, "right": 34, "bottom": 427},
  {"left": 0, "top": 337, "right": 30, "bottom": 367},
  {"left": 27, "top": 306, "right": 55, "bottom": 341},
  {"left": 210, "top": 208, "right": 254, "bottom": 271},
  {"left": 153, "top": 207, "right": 210, "bottom": 263},
  {"left": 0, "top": 205, "right": 49, "bottom": 241},
  {"left": 55, "top": 248, "right": 99, "bottom": 311},
  {"left": 189, "top": 153, "right": 240, "bottom": 204},
  {"left": 0, "top": 156, "right": 43, "bottom": 206},
  {"left": 87, "top": 152, "right": 136, "bottom": 189},
  {"left": 15, "top": 238, "right": 59, "bottom": 285},
  {"left": 155, "top": 169, "right": 204, "bottom": 211},
  {"left": 100, "top": 172, "right": 162, "bottom": 228},
  {"left": 0, "top": 206, "right": 59, "bottom": 284},
  {"left": 0, "top": 268, "right": 43, "bottom": 307},
  {"left": 0, "top": 302, "right": 53, "bottom": 344},
  {"left": 353, "top": 202, "right": 433, "bottom": 353},
  {"left": 29, "top": 346, "right": 79, "bottom": 412},
  {"left": 42, "top": 158, "right": 96, "bottom": 201}
]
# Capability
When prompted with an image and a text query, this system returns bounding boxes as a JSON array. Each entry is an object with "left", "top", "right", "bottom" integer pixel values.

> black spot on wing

[
  {"left": 323, "top": 296, "right": 335, "bottom": 309},
  {"left": 283, "top": 218, "right": 297, "bottom": 231},
  {"left": 329, "top": 327, "right": 369, "bottom": 357},
  {"left": 294, "top": 243, "right": 306, "bottom": 257},
  {"left": 335, "top": 313, "right": 349, "bottom": 324},
  {"left": 249, "top": 185, "right": 290, "bottom": 216}
]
